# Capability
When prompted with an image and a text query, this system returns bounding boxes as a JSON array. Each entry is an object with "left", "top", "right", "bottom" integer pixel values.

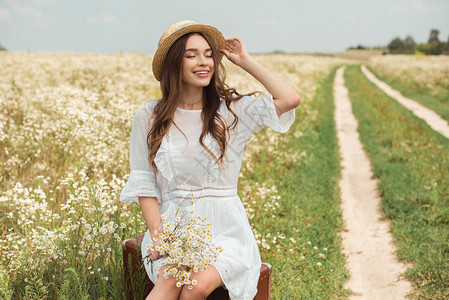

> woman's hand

[
  {"left": 220, "top": 38, "right": 301, "bottom": 115},
  {"left": 220, "top": 37, "right": 251, "bottom": 67},
  {"left": 147, "top": 231, "right": 164, "bottom": 261}
]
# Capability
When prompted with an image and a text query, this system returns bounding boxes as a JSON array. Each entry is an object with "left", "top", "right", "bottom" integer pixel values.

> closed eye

[{"left": 185, "top": 48, "right": 212, "bottom": 58}]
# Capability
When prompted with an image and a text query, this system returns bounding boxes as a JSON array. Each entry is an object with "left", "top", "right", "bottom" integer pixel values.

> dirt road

[
  {"left": 361, "top": 65, "right": 449, "bottom": 139},
  {"left": 333, "top": 66, "right": 412, "bottom": 299}
]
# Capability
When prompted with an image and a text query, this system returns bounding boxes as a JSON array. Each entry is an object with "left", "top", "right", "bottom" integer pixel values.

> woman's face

[{"left": 181, "top": 33, "right": 215, "bottom": 90}]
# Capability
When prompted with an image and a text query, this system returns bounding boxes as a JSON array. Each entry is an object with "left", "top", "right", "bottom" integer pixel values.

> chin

[{"left": 189, "top": 79, "right": 212, "bottom": 88}]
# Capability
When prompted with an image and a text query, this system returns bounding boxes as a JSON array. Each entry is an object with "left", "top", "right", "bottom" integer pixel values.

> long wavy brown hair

[{"left": 147, "top": 32, "right": 255, "bottom": 173}]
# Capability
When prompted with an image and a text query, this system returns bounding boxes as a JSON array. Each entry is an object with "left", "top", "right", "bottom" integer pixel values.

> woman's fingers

[
  {"left": 147, "top": 248, "right": 162, "bottom": 261},
  {"left": 153, "top": 250, "right": 161, "bottom": 261},
  {"left": 224, "top": 38, "right": 241, "bottom": 52},
  {"left": 222, "top": 37, "right": 249, "bottom": 66},
  {"left": 219, "top": 48, "right": 231, "bottom": 58},
  {"left": 225, "top": 37, "right": 240, "bottom": 44}
]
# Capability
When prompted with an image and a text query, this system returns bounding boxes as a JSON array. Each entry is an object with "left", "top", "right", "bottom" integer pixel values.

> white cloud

[
  {"left": 391, "top": 0, "right": 449, "bottom": 16},
  {"left": 6, "top": 0, "right": 49, "bottom": 25},
  {"left": 0, "top": 7, "right": 10, "bottom": 21},
  {"left": 390, "top": 4, "right": 406, "bottom": 17},
  {"left": 87, "top": 12, "right": 117, "bottom": 25},
  {"left": 410, "top": 0, "right": 428, "bottom": 13},
  {"left": 15, "top": 4, "right": 44, "bottom": 19}
]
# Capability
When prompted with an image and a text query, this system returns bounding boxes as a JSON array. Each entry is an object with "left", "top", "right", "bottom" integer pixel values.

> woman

[{"left": 120, "top": 20, "right": 300, "bottom": 300}]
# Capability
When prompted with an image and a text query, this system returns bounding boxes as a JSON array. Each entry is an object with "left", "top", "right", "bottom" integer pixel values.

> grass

[
  {"left": 366, "top": 65, "right": 449, "bottom": 122},
  {"left": 345, "top": 65, "right": 449, "bottom": 299},
  {"left": 1, "top": 170, "right": 146, "bottom": 299},
  {"left": 242, "top": 66, "right": 351, "bottom": 299}
]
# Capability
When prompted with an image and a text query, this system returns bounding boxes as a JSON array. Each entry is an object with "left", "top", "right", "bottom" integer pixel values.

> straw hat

[{"left": 152, "top": 20, "right": 226, "bottom": 81}]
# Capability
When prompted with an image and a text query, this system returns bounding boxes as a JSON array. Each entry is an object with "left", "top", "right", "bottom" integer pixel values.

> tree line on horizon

[{"left": 348, "top": 29, "right": 449, "bottom": 55}]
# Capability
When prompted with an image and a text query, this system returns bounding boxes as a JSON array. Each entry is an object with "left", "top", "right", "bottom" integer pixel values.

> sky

[{"left": 1, "top": 0, "right": 448, "bottom": 54}]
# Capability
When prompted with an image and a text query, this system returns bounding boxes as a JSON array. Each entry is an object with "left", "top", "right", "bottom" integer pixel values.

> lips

[{"left": 193, "top": 70, "right": 210, "bottom": 78}]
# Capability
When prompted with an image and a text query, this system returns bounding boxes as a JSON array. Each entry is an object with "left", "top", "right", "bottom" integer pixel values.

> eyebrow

[{"left": 185, "top": 48, "right": 212, "bottom": 52}]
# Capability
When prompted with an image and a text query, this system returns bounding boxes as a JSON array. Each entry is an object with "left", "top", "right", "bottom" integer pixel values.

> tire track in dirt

[
  {"left": 333, "top": 66, "right": 412, "bottom": 299},
  {"left": 361, "top": 65, "right": 449, "bottom": 139}
]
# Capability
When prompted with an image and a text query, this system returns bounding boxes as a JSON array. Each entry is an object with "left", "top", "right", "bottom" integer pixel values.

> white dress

[{"left": 120, "top": 94, "right": 295, "bottom": 300}]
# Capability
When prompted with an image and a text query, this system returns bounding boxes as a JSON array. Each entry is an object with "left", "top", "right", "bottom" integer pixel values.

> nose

[{"left": 197, "top": 54, "right": 208, "bottom": 66}]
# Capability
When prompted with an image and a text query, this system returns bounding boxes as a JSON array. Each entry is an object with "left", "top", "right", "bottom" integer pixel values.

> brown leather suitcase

[{"left": 122, "top": 233, "right": 272, "bottom": 300}]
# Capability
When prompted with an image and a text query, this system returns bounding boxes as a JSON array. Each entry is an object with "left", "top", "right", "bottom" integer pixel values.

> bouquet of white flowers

[{"left": 143, "top": 195, "right": 223, "bottom": 288}]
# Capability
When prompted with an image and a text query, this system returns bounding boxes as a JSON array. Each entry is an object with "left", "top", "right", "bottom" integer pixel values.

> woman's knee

[
  {"left": 148, "top": 275, "right": 181, "bottom": 300},
  {"left": 179, "top": 282, "right": 210, "bottom": 300}
]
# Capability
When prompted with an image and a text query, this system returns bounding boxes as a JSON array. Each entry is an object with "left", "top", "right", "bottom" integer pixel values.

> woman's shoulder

[
  {"left": 220, "top": 96, "right": 257, "bottom": 120},
  {"left": 133, "top": 100, "right": 159, "bottom": 123},
  {"left": 227, "top": 94, "right": 270, "bottom": 110},
  {"left": 143, "top": 100, "right": 160, "bottom": 115},
  {"left": 223, "top": 95, "right": 253, "bottom": 107}
]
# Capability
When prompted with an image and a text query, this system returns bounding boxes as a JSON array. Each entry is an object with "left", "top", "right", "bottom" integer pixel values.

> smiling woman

[
  {"left": 180, "top": 34, "right": 216, "bottom": 101},
  {"left": 119, "top": 20, "right": 300, "bottom": 300}
]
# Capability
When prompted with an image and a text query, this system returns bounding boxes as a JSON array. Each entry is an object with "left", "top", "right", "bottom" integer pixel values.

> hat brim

[{"left": 152, "top": 24, "right": 226, "bottom": 81}]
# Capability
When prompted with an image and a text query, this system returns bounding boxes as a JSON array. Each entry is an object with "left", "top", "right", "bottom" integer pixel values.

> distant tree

[
  {"left": 347, "top": 44, "right": 370, "bottom": 50},
  {"left": 443, "top": 35, "right": 449, "bottom": 55},
  {"left": 415, "top": 29, "right": 444, "bottom": 55},
  {"left": 385, "top": 29, "right": 448, "bottom": 56},
  {"left": 0, "top": 44, "right": 6, "bottom": 51},
  {"left": 428, "top": 29, "right": 440, "bottom": 43},
  {"left": 387, "top": 37, "right": 404, "bottom": 53},
  {"left": 403, "top": 36, "right": 416, "bottom": 53},
  {"left": 416, "top": 42, "right": 443, "bottom": 55}
]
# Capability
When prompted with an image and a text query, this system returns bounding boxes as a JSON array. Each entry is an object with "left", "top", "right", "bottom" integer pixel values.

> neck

[{"left": 179, "top": 86, "right": 204, "bottom": 109}]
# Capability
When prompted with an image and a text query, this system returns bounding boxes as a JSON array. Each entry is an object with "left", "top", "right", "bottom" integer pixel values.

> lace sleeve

[
  {"left": 236, "top": 94, "right": 295, "bottom": 137},
  {"left": 120, "top": 104, "right": 160, "bottom": 203}
]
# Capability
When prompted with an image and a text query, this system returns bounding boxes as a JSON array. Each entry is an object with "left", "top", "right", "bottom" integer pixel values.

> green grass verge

[
  {"left": 366, "top": 65, "right": 449, "bottom": 122},
  {"left": 345, "top": 65, "right": 449, "bottom": 299},
  {"left": 242, "top": 67, "right": 350, "bottom": 299}
]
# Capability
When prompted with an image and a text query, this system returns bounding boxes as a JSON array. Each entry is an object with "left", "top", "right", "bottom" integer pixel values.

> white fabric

[{"left": 120, "top": 94, "right": 295, "bottom": 300}]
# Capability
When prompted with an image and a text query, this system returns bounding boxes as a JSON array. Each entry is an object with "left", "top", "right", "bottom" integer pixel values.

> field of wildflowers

[
  {"left": 369, "top": 55, "right": 449, "bottom": 94},
  {"left": 368, "top": 55, "right": 449, "bottom": 121},
  {"left": 0, "top": 51, "right": 349, "bottom": 299}
]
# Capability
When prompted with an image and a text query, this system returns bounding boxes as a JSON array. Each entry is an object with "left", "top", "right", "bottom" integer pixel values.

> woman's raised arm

[{"left": 220, "top": 37, "right": 301, "bottom": 116}]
